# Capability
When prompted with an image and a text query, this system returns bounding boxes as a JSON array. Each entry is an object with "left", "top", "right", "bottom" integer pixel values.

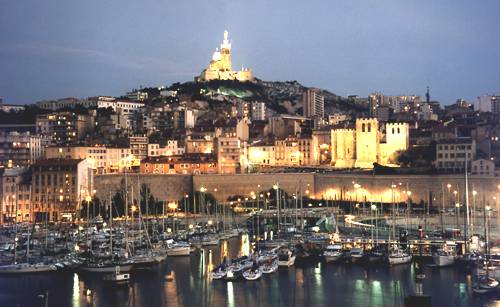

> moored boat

[
  {"left": 323, "top": 244, "right": 344, "bottom": 263},
  {"left": 243, "top": 265, "right": 262, "bottom": 281},
  {"left": 388, "top": 249, "right": 412, "bottom": 265},
  {"left": 349, "top": 248, "right": 365, "bottom": 263},
  {"left": 277, "top": 247, "right": 296, "bottom": 267},
  {"left": 0, "top": 262, "right": 58, "bottom": 275},
  {"left": 103, "top": 266, "right": 130, "bottom": 284},
  {"left": 261, "top": 260, "right": 278, "bottom": 274}
]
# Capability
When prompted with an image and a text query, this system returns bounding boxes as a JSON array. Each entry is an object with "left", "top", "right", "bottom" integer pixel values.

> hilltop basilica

[{"left": 196, "top": 31, "right": 254, "bottom": 82}]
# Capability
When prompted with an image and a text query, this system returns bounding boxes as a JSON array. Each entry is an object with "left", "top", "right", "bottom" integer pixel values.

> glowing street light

[{"left": 371, "top": 204, "right": 377, "bottom": 211}]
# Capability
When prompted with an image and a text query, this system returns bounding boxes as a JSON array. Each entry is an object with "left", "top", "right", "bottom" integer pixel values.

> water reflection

[
  {"left": 227, "top": 282, "right": 235, "bottom": 307},
  {"left": 72, "top": 273, "right": 80, "bottom": 307},
  {"left": 240, "top": 234, "right": 250, "bottom": 256}
]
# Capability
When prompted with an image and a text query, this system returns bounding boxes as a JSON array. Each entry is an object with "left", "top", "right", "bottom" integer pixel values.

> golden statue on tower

[{"left": 196, "top": 31, "right": 254, "bottom": 82}]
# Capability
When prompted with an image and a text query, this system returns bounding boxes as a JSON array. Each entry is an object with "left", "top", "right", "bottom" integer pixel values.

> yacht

[
  {"left": 166, "top": 240, "right": 191, "bottom": 256},
  {"left": 243, "top": 265, "right": 262, "bottom": 281},
  {"left": 349, "top": 248, "right": 365, "bottom": 263},
  {"left": 277, "top": 248, "right": 296, "bottom": 267},
  {"left": 0, "top": 263, "right": 58, "bottom": 275},
  {"left": 323, "top": 244, "right": 344, "bottom": 263},
  {"left": 433, "top": 245, "right": 457, "bottom": 267},
  {"left": 261, "top": 260, "right": 278, "bottom": 274},
  {"left": 388, "top": 249, "right": 412, "bottom": 265}
]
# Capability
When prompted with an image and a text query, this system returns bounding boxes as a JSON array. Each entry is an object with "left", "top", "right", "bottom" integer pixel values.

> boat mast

[
  {"left": 109, "top": 191, "right": 113, "bottom": 259},
  {"left": 464, "top": 153, "right": 470, "bottom": 253}
]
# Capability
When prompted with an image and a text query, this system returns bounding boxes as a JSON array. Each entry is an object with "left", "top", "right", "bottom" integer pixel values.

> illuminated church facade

[{"left": 196, "top": 31, "right": 254, "bottom": 82}]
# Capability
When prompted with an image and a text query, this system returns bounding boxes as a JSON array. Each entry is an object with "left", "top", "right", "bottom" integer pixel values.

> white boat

[
  {"left": 323, "top": 244, "right": 343, "bottom": 263},
  {"left": 211, "top": 265, "right": 227, "bottom": 280},
  {"left": 349, "top": 248, "right": 365, "bottom": 263},
  {"left": 257, "top": 249, "right": 278, "bottom": 264},
  {"left": 261, "top": 261, "right": 278, "bottom": 274},
  {"left": 103, "top": 266, "right": 130, "bottom": 284},
  {"left": 0, "top": 263, "right": 58, "bottom": 274},
  {"left": 433, "top": 249, "right": 457, "bottom": 267},
  {"left": 166, "top": 240, "right": 191, "bottom": 256},
  {"left": 388, "top": 249, "right": 412, "bottom": 265},
  {"left": 243, "top": 267, "right": 262, "bottom": 281},
  {"left": 277, "top": 248, "right": 296, "bottom": 267}
]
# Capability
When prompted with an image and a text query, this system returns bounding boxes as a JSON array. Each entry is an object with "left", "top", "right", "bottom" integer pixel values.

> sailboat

[
  {"left": 387, "top": 186, "right": 412, "bottom": 265},
  {"left": 0, "top": 199, "right": 58, "bottom": 275},
  {"left": 473, "top": 201, "right": 499, "bottom": 294},
  {"left": 433, "top": 242, "right": 458, "bottom": 267}
]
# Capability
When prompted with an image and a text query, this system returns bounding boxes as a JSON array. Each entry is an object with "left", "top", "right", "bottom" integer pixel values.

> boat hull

[
  {"left": 0, "top": 264, "right": 58, "bottom": 275},
  {"left": 433, "top": 255, "right": 456, "bottom": 267},
  {"left": 80, "top": 264, "right": 133, "bottom": 273}
]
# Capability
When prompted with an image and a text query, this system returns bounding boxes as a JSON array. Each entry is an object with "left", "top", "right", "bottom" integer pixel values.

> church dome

[{"left": 212, "top": 49, "right": 221, "bottom": 61}]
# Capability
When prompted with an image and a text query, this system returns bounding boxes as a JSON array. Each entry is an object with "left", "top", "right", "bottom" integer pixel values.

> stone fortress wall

[{"left": 94, "top": 173, "right": 499, "bottom": 208}]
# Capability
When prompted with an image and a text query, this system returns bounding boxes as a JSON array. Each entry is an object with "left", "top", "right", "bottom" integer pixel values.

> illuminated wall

[{"left": 355, "top": 118, "right": 379, "bottom": 168}]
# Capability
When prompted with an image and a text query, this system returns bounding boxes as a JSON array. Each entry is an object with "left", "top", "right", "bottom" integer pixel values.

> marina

[{"left": 0, "top": 234, "right": 498, "bottom": 306}]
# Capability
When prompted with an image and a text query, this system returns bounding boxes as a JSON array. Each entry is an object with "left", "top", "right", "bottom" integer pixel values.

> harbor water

[{"left": 0, "top": 235, "right": 498, "bottom": 307}]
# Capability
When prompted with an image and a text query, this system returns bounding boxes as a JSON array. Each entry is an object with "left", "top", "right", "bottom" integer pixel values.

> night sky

[{"left": 1, "top": 0, "right": 499, "bottom": 104}]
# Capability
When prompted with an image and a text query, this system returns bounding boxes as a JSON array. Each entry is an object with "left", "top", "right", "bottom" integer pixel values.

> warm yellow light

[
  {"left": 447, "top": 184, "right": 452, "bottom": 189},
  {"left": 455, "top": 203, "right": 460, "bottom": 208},
  {"left": 354, "top": 183, "right": 361, "bottom": 189},
  {"left": 472, "top": 190, "right": 478, "bottom": 196},
  {"left": 273, "top": 184, "right": 278, "bottom": 190},
  {"left": 453, "top": 190, "right": 458, "bottom": 195},
  {"left": 207, "top": 220, "right": 213, "bottom": 225},
  {"left": 85, "top": 196, "right": 92, "bottom": 202},
  {"left": 131, "top": 205, "right": 137, "bottom": 212},
  {"left": 167, "top": 202, "right": 178, "bottom": 210}
]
